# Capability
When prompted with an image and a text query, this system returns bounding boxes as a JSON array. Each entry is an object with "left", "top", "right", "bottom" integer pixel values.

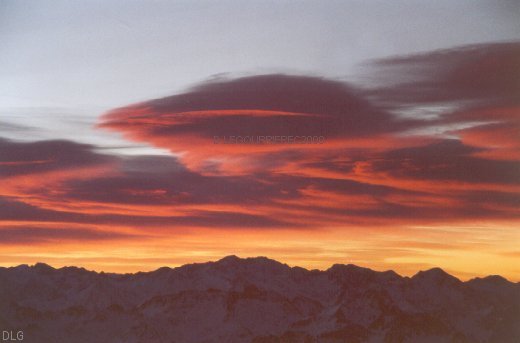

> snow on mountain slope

[{"left": 0, "top": 256, "right": 518, "bottom": 342}]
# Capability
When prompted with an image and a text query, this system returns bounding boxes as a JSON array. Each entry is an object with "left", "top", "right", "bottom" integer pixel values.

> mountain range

[{"left": 0, "top": 256, "right": 519, "bottom": 342}]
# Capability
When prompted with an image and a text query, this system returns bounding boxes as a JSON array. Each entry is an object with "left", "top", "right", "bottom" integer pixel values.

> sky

[{"left": 1, "top": 0, "right": 519, "bottom": 280}]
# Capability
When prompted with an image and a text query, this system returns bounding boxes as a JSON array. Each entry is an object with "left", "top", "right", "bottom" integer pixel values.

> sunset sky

[{"left": 1, "top": 1, "right": 519, "bottom": 280}]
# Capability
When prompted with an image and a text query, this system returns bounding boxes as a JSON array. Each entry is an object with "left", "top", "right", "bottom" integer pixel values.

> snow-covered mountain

[{"left": 0, "top": 256, "right": 518, "bottom": 342}]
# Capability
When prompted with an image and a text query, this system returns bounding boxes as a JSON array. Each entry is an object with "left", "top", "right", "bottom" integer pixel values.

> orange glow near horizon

[{"left": 1, "top": 223, "right": 519, "bottom": 281}]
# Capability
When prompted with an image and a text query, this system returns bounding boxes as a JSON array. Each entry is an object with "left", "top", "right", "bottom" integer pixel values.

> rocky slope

[{"left": 0, "top": 256, "right": 519, "bottom": 342}]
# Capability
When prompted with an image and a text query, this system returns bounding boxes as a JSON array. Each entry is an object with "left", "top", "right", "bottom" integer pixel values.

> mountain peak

[
  {"left": 218, "top": 255, "right": 241, "bottom": 263},
  {"left": 412, "top": 267, "right": 460, "bottom": 283},
  {"left": 33, "top": 262, "right": 55, "bottom": 272},
  {"left": 480, "top": 275, "right": 508, "bottom": 283},
  {"left": 328, "top": 263, "right": 371, "bottom": 272},
  {"left": 216, "top": 255, "right": 285, "bottom": 268},
  {"left": 468, "top": 274, "right": 510, "bottom": 287}
]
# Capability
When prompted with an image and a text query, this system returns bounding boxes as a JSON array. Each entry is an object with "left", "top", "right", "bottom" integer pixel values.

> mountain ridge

[
  {"left": 1, "top": 256, "right": 519, "bottom": 342},
  {"left": 3, "top": 255, "right": 517, "bottom": 284}
]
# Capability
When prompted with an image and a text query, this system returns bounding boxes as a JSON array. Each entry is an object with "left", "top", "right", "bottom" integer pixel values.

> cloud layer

[{"left": 1, "top": 41, "right": 519, "bottom": 278}]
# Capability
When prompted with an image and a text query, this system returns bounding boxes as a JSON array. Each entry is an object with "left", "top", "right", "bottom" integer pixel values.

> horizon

[
  {"left": 1, "top": 1, "right": 519, "bottom": 284},
  {"left": 4, "top": 255, "right": 519, "bottom": 283}
]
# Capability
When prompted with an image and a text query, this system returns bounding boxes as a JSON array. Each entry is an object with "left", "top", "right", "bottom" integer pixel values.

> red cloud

[
  {"left": 93, "top": 44, "right": 520, "bottom": 227},
  {"left": 99, "top": 74, "right": 421, "bottom": 175}
]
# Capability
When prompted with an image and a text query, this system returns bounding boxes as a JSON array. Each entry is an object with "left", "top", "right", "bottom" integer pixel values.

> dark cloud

[
  {"left": 461, "top": 190, "right": 520, "bottom": 210},
  {"left": 63, "top": 156, "right": 294, "bottom": 206},
  {"left": 100, "top": 74, "right": 419, "bottom": 142},
  {"left": 367, "top": 42, "right": 520, "bottom": 108},
  {"left": 0, "top": 197, "right": 71, "bottom": 223},
  {"left": 355, "top": 41, "right": 520, "bottom": 191},
  {"left": 0, "top": 196, "right": 295, "bottom": 229},
  {"left": 0, "top": 139, "right": 113, "bottom": 177},
  {"left": 0, "top": 226, "right": 139, "bottom": 244},
  {"left": 0, "top": 196, "right": 180, "bottom": 229},
  {"left": 370, "top": 140, "right": 520, "bottom": 184}
]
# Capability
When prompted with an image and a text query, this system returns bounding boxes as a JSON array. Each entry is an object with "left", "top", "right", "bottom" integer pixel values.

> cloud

[
  {"left": 369, "top": 139, "right": 520, "bottom": 185},
  {"left": 364, "top": 42, "right": 520, "bottom": 164},
  {"left": 0, "top": 193, "right": 295, "bottom": 230},
  {"left": 0, "top": 226, "right": 140, "bottom": 245},
  {"left": 1, "top": 42, "right": 519, "bottom": 271},
  {"left": 0, "top": 138, "right": 113, "bottom": 177},
  {"left": 451, "top": 119, "right": 520, "bottom": 160},
  {"left": 104, "top": 74, "right": 402, "bottom": 137},
  {"left": 367, "top": 41, "right": 520, "bottom": 108},
  {"left": 99, "top": 74, "right": 421, "bottom": 174},
  {"left": 92, "top": 43, "right": 519, "bottom": 226},
  {"left": 5, "top": 134, "right": 517, "bottom": 234}
]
